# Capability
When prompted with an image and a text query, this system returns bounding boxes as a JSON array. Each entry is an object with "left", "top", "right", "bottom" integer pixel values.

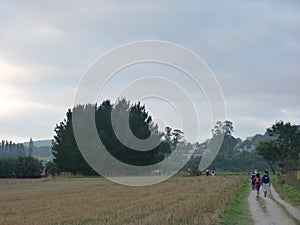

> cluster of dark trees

[
  {"left": 0, "top": 156, "right": 43, "bottom": 178},
  {"left": 164, "top": 127, "right": 184, "bottom": 150},
  {"left": 2, "top": 106, "right": 295, "bottom": 179},
  {"left": 52, "top": 97, "right": 273, "bottom": 176},
  {"left": 208, "top": 121, "right": 269, "bottom": 172},
  {"left": 52, "top": 99, "right": 172, "bottom": 175},
  {"left": 0, "top": 138, "right": 54, "bottom": 178},
  {"left": 256, "top": 121, "right": 300, "bottom": 174},
  {"left": 0, "top": 140, "right": 26, "bottom": 158},
  {"left": 182, "top": 121, "right": 269, "bottom": 174}
]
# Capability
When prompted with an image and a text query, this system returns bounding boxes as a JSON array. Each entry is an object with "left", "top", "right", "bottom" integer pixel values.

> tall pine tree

[{"left": 52, "top": 99, "right": 171, "bottom": 175}]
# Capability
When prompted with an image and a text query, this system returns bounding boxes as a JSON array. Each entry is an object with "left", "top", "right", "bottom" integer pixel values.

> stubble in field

[{"left": 0, "top": 176, "right": 243, "bottom": 225}]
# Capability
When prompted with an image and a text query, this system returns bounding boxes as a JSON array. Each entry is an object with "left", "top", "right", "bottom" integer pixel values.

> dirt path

[
  {"left": 248, "top": 185, "right": 300, "bottom": 225},
  {"left": 269, "top": 186, "right": 300, "bottom": 221}
]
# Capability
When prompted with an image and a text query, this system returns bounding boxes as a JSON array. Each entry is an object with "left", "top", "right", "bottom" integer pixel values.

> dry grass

[{"left": 0, "top": 176, "right": 244, "bottom": 225}]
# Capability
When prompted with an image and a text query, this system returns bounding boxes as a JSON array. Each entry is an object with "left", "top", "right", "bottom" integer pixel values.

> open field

[{"left": 0, "top": 176, "right": 245, "bottom": 225}]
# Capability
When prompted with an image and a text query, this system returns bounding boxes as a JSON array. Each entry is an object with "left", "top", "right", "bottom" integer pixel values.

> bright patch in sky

[{"left": 0, "top": 1, "right": 300, "bottom": 142}]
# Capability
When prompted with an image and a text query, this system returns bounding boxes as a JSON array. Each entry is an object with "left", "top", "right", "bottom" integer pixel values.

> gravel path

[
  {"left": 248, "top": 186, "right": 299, "bottom": 225},
  {"left": 269, "top": 185, "right": 300, "bottom": 221}
]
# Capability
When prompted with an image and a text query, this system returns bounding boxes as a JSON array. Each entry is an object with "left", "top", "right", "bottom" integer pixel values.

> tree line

[
  {"left": 0, "top": 156, "right": 43, "bottom": 178},
  {"left": 183, "top": 121, "right": 269, "bottom": 174},
  {"left": 52, "top": 99, "right": 172, "bottom": 176},
  {"left": 256, "top": 121, "right": 300, "bottom": 174},
  {"left": 0, "top": 140, "right": 26, "bottom": 158},
  {"left": 0, "top": 139, "right": 54, "bottom": 178},
  {"left": 52, "top": 99, "right": 273, "bottom": 176},
  {"left": 2, "top": 99, "right": 297, "bottom": 178}
]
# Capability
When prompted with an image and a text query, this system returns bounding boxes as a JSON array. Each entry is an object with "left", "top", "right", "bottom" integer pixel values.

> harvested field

[{"left": 0, "top": 176, "right": 244, "bottom": 225}]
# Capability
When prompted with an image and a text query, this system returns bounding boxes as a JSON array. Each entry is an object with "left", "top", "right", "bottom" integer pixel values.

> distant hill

[
  {"left": 23, "top": 139, "right": 52, "bottom": 147},
  {"left": 248, "top": 133, "right": 276, "bottom": 146},
  {"left": 23, "top": 139, "right": 53, "bottom": 160}
]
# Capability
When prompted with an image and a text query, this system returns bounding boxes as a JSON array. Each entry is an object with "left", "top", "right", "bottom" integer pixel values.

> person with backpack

[
  {"left": 261, "top": 170, "right": 271, "bottom": 197},
  {"left": 253, "top": 172, "right": 261, "bottom": 197},
  {"left": 211, "top": 169, "right": 215, "bottom": 177}
]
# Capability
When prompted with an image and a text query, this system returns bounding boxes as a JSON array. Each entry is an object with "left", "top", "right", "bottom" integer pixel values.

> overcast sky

[{"left": 0, "top": 1, "right": 299, "bottom": 143}]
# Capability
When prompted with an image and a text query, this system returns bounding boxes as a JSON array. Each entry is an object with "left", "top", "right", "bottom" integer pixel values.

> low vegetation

[
  {"left": 0, "top": 176, "right": 245, "bottom": 225},
  {"left": 218, "top": 180, "right": 253, "bottom": 225},
  {"left": 0, "top": 156, "right": 43, "bottom": 178},
  {"left": 272, "top": 172, "right": 300, "bottom": 206}
]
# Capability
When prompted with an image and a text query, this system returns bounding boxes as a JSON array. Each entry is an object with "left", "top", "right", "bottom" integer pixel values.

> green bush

[
  {"left": 0, "top": 158, "right": 15, "bottom": 178},
  {"left": 45, "top": 161, "right": 57, "bottom": 176},
  {"left": 0, "top": 156, "right": 43, "bottom": 178},
  {"left": 15, "top": 156, "right": 43, "bottom": 178}
]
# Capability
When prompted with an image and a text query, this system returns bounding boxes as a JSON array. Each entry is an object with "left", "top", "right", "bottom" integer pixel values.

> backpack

[
  {"left": 254, "top": 177, "right": 260, "bottom": 184},
  {"left": 263, "top": 175, "right": 269, "bottom": 184}
]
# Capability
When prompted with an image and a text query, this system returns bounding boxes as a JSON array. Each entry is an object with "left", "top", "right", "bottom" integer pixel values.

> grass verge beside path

[
  {"left": 271, "top": 174, "right": 300, "bottom": 207},
  {"left": 218, "top": 180, "right": 253, "bottom": 225},
  {"left": 216, "top": 172, "right": 249, "bottom": 176}
]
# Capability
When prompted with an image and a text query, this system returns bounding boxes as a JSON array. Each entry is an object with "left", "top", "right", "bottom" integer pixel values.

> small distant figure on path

[
  {"left": 251, "top": 171, "right": 256, "bottom": 190},
  {"left": 254, "top": 172, "right": 261, "bottom": 197},
  {"left": 206, "top": 169, "right": 210, "bottom": 176},
  {"left": 261, "top": 170, "right": 271, "bottom": 197},
  {"left": 211, "top": 169, "right": 215, "bottom": 177},
  {"left": 154, "top": 169, "right": 162, "bottom": 176}
]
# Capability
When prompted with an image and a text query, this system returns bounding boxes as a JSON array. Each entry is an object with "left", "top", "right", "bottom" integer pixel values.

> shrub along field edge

[{"left": 271, "top": 172, "right": 300, "bottom": 207}]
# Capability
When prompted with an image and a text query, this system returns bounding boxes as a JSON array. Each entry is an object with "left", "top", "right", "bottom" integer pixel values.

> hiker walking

[
  {"left": 261, "top": 170, "right": 271, "bottom": 197},
  {"left": 251, "top": 171, "right": 256, "bottom": 190},
  {"left": 253, "top": 172, "right": 261, "bottom": 197},
  {"left": 205, "top": 169, "right": 210, "bottom": 176},
  {"left": 211, "top": 169, "right": 215, "bottom": 177}
]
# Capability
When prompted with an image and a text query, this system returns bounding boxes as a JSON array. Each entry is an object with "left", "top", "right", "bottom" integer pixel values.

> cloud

[
  {"left": 0, "top": 59, "right": 38, "bottom": 83},
  {"left": 0, "top": 1, "right": 299, "bottom": 142},
  {"left": 0, "top": 101, "right": 63, "bottom": 142}
]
